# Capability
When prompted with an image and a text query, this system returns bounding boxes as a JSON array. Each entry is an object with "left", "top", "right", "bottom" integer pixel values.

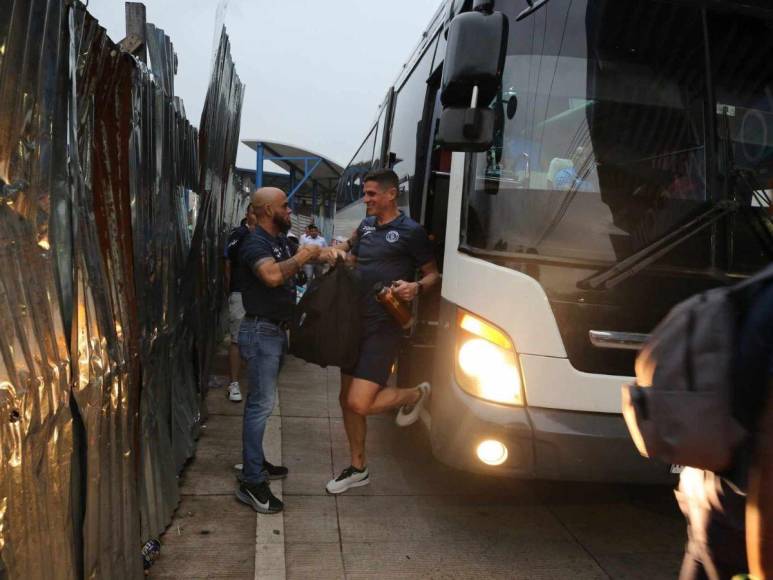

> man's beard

[{"left": 274, "top": 214, "right": 291, "bottom": 233}]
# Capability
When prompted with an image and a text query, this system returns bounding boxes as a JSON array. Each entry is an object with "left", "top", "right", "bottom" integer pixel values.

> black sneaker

[
  {"left": 263, "top": 460, "right": 289, "bottom": 480},
  {"left": 233, "top": 461, "right": 288, "bottom": 482},
  {"left": 325, "top": 465, "right": 369, "bottom": 494},
  {"left": 235, "top": 481, "right": 283, "bottom": 514}
]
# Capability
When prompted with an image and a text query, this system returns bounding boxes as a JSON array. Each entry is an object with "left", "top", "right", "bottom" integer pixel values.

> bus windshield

[{"left": 462, "top": 0, "right": 772, "bottom": 276}]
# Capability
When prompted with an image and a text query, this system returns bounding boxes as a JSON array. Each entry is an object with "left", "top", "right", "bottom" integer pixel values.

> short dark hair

[
  {"left": 363, "top": 168, "right": 399, "bottom": 192},
  {"left": 308, "top": 223, "right": 318, "bottom": 230}
]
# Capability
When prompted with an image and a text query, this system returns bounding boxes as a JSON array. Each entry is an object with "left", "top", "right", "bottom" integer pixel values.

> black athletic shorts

[{"left": 342, "top": 321, "right": 403, "bottom": 387}]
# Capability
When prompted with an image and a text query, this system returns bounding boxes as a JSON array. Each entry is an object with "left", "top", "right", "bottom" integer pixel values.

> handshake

[{"left": 302, "top": 245, "right": 347, "bottom": 266}]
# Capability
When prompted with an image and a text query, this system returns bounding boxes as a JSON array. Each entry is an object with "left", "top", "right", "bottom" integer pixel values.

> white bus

[{"left": 336, "top": 0, "right": 773, "bottom": 481}]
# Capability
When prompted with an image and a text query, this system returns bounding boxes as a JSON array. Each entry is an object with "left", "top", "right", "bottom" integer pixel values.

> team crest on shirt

[{"left": 386, "top": 230, "right": 400, "bottom": 243}]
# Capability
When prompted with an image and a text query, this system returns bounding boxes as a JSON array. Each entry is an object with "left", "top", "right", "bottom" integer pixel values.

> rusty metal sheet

[
  {"left": 0, "top": 1, "right": 244, "bottom": 577},
  {"left": 183, "top": 27, "right": 244, "bottom": 421},
  {"left": 0, "top": 0, "right": 76, "bottom": 578},
  {"left": 66, "top": 6, "right": 143, "bottom": 577}
]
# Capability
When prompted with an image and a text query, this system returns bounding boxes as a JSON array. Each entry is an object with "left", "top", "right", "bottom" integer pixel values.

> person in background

[
  {"left": 300, "top": 223, "right": 328, "bottom": 280},
  {"left": 286, "top": 230, "right": 300, "bottom": 255},
  {"left": 679, "top": 277, "right": 773, "bottom": 580},
  {"left": 223, "top": 207, "right": 256, "bottom": 402},
  {"left": 742, "top": 280, "right": 773, "bottom": 580},
  {"left": 285, "top": 231, "right": 307, "bottom": 289},
  {"left": 747, "top": 372, "right": 773, "bottom": 579}
]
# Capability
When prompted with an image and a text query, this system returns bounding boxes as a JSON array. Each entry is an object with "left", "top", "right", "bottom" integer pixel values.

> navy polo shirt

[
  {"left": 352, "top": 212, "right": 434, "bottom": 326},
  {"left": 238, "top": 226, "right": 295, "bottom": 321}
]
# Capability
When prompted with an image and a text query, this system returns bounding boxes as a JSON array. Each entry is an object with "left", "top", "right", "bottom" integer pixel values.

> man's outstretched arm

[
  {"left": 253, "top": 245, "right": 344, "bottom": 287},
  {"left": 253, "top": 244, "right": 321, "bottom": 287},
  {"left": 340, "top": 228, "right": 359, "bottom": 267}
]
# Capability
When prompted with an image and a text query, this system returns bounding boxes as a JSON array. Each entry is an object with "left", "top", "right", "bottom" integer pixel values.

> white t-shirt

[{"left": 300, "top": 234, "right": 327, "bottom": 248}]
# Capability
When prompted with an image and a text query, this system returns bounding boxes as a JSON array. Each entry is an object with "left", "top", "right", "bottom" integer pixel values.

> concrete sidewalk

[
  {"left": 149, "top": 345, "right": 275, "bottom": 579},
  {"left": 150, "top": 349, "right": 685, "bottom": 579},
  {"left": 277, "top": 358, "right": 685, "bottom": 580}
]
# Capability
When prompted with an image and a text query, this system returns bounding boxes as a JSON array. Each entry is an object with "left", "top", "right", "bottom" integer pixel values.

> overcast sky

[{"left": 89, "top": 0, "right": 442, "bottom": 169}]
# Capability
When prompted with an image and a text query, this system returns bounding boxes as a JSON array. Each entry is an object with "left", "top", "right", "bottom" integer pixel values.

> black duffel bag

[{"left": 289, "top": 263, "right": 360, "bottom": 368}]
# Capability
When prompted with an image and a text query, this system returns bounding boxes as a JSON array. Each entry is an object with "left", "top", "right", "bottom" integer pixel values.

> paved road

[
  {"left": 150, "top": 353, "right": 686, "bottom": 579},
  {"left": 279, "top": 357, "right": 685, "bottom": 580}
]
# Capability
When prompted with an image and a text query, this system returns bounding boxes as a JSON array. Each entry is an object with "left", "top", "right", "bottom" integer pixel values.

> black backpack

[
  {"left": 289, "top": 264, "right": 361, "bottom": 368},
  {"left": 622, "top": 263, "right": 773, "bottom": 472}
]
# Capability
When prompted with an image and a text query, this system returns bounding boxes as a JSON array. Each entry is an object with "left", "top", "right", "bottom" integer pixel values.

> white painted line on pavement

[{"left": 254, "top": 408, "right": 286, "bottom": 580}]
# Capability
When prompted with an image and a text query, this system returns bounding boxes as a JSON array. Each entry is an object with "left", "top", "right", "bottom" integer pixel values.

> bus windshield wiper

[
  {"left": 580, "top": 109, "right": 773, "bottom": 294},
  {"left": 516, "top": 0, "right": 553, "bottom": 21},
  {"left": 578, "top": 200, "right": 738, "bottom": 291}
]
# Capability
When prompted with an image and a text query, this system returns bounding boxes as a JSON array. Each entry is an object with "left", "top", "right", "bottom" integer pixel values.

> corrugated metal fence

[{"left": 0, "top": 1, "right": 245, "bottom": 578}]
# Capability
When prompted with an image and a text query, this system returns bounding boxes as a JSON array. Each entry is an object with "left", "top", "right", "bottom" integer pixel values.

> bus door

[
  {"left": 420, "top": 70, "right": 452, "bottom": 271},
  {"left": 397, "top": 68, "right": 450, "bottom": 389}
]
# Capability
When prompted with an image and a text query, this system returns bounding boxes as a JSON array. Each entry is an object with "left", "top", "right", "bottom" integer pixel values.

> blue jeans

[{"left": 239, "top": 319, "right": 287, "bottom": 485}]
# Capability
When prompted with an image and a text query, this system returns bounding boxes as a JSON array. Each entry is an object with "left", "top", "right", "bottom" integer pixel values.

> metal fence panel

[
  {"left": 0, "top": 1, "right": 76, "bottom": 577},
  {"left": 0, "top": 1, "right": 244, "bottom": 577}
]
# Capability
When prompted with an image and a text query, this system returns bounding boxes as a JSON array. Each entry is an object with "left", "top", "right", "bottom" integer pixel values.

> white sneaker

[
  {"left": 227, "top": 382, "right": 242, "bottom": 402},
  {"left": 395, "top": 382, "right": 431, "bottom": 427},
  {"left": 326, "top": 466, "right": 369, "bottom": 494}
]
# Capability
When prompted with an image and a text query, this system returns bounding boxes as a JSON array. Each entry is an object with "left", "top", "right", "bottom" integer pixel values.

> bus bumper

[{"left": 429, "top": 370, "right": 674, "bottom": 484}]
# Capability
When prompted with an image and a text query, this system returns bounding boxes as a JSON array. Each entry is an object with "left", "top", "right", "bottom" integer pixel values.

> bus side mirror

[
  {"left": 438, "top": 108, "right": 495, "bottom": 152},
  {"left": 437, "top": 8, "right": 508, "bottom": 152}
]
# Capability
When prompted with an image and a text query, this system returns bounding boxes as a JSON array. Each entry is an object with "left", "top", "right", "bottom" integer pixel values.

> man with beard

[{"left": 236, "top": 187, "right": 340, "bottom": 513}]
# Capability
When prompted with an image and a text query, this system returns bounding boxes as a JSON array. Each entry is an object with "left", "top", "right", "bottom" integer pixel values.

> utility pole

[{"left": 121, "top": 2, "right": 147, "bottom": 63}]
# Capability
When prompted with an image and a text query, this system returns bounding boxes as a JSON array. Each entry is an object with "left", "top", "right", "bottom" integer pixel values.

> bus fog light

[{"left": 476, "top": 440, "right": 508, "bottom": 466}]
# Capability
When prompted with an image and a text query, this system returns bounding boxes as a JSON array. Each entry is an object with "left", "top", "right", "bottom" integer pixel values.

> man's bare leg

[
  {"left": 366, "top": 385, "right": 421, "bottom": 415},
  {"left": 344, "top": 380, "right": 423, "bottom": 417},
  {"left": 338, "top": 374, "right": 424, "bottom": 467},
  {"left": 339, "top": 374, "right": 375, "bottom": 470},
  {"left": 228, "top": 342, "right": 241, "bottom": 384}
]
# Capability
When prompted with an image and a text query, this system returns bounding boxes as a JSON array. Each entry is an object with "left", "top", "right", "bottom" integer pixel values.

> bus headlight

[{"left": 454, "top": 311, "right": 523, "bottom": 406}]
